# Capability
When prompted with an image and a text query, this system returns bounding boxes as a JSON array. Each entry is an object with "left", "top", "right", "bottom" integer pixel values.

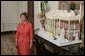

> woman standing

[{"left": 16, "top": 12, "right": 33, "bottom": 55}]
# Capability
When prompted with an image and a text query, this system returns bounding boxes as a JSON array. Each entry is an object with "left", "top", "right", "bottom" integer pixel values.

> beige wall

[
  {"left": 34, "top": 1, "right": 41, "bottom": 29},
  {"left": 1, "top": 1, "right": 27, "bottom": 32}
]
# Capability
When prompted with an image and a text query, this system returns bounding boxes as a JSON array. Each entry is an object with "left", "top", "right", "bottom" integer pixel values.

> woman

[{"left": 16, "top": 12, "right": 33, "bottom": 55}]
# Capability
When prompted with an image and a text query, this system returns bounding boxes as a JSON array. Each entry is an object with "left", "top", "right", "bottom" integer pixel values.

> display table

[{"left": 35, "top": 30, "right": 82, "bottom": 55}]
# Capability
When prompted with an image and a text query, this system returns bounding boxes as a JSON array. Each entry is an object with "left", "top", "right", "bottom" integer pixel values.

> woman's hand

[
  {"left": 30, "top": 41, "right": 32, "bottom": 49},
  {"left": 30, "top": 45, "right": 32, "bottom": 49}
]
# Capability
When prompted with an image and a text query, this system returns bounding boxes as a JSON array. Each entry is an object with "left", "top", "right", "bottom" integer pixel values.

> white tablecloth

[{"left": 36, "top": 30, "right": 82, "bottom": 47}]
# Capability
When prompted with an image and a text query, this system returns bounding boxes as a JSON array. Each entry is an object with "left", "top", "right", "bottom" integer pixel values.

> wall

[
  {"left": 1, "top": 1, "right": 27, "bottom": 32},
  {"left": 49, "top": 1, "right": 59, "bottom": 10},
  {"left": 34, "top": 1, "right": 41, "bottom": 29}
]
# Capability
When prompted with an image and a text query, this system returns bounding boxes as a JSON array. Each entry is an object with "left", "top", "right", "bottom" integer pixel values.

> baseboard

[{"left": 1, "top": 31, "right": 16, "bottom": 34}]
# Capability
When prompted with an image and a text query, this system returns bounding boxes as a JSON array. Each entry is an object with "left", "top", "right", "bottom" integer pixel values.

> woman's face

[{"left": 20, "top": 15, "right": 26, "bottom": 21}]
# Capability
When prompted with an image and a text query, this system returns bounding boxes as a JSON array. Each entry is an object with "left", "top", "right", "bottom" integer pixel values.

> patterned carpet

[{"left": 1, "top": 32, "right": 17, "bottom": 55}]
